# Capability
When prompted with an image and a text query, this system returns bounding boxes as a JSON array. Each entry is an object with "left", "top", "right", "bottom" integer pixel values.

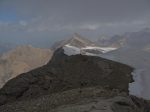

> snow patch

[
  {"left": 63, "top": 44, "right": 81, "bottom": 56},
  {"left": 63, "top": 44, "right": 117, "bottom": 56},
  {"left": 82, "top": 46, "right": 117, "bottom": 53}
]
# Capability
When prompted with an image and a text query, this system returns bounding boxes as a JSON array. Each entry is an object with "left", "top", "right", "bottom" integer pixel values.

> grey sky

[{"left": 0, "top": 0, "right": 150, "bottom": 47}]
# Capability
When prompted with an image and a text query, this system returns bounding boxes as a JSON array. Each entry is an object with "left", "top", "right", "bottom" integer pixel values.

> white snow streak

[{"left": 63, "top": 44, "right": 117, "bottom": 56}]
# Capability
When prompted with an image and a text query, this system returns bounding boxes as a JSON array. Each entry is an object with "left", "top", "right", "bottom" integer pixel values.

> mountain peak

[
  {"left": 70, "top": 33, "right": 88, "bottom": 43},
  {"left": 52, "top": 33, "right": 97, "bottom": 50}
]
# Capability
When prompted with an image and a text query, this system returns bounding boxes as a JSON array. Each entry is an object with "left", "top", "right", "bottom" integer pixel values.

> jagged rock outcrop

[
  {"left": 0, "top": 45, "right": 53, "bottom": 87},
  {"left": 0, "top": 47, "right": 147, "bottom": 112}
]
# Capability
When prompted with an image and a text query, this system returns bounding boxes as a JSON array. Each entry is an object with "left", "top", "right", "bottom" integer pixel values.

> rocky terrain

[
  {"left": 0, "top": 45, "right": 53, "bottom": 87},
  {"left": 0, "top": 47, "right": 148, "bottom": 112}
]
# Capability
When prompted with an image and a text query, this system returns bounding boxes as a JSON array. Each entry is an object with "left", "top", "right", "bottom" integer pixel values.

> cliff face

[
  {"left": 0, "top": 48, "right": 146, "bottom": 112},
  {"left": 0, "top": 45, "right": 53, "bottom": 87}
]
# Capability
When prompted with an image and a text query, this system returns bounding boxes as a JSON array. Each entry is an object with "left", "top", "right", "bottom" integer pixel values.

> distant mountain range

[
  {"left": 96, "top": 35, "right": 126, "bottom": 48},
  {"left": 0, "top": 45, "right": 53, "bottom": 87},
  {"left": 51, "top": 33, "right": 97, "bottom": 50},
  {"left": 97, "top": 28, "right": 150, "bottom": 50}
]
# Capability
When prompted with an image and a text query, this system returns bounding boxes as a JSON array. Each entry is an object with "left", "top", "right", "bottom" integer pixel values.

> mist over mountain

[
  {"left": 96, "top": 28, "right": 150, "bottom": 100},
  {"left": 97, "top": 28, "right": 150, "bottom": 49}
]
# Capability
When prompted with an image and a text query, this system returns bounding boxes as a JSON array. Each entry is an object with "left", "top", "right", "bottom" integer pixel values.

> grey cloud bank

[{"left": 0, "top": 0, "right": 150, "bottom": 47}]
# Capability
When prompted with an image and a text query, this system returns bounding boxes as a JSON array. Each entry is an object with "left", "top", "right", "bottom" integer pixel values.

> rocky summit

[{"left": 0, "top": 47, "right": 148, "bottom": 112}]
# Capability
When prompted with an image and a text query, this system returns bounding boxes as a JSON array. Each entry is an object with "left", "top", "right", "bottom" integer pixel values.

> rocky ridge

[{"left": 0, "top": 47, "right": 148, "bottom": 112}]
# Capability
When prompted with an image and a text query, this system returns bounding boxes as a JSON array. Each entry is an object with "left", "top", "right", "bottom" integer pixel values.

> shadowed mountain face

[
  {"left": 0, "top": 45, "right": 53, "bottom": 88},
  {"left": 0, "top": 47, "right": 139, "bottom": 112}
]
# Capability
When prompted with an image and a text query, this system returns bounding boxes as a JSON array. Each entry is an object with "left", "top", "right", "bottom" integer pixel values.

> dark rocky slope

[{"left": 0, "top": 48, "right": 147, "bottom": 112}]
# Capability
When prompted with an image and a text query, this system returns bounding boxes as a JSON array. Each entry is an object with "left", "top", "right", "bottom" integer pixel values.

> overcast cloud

[{"left": 0, "top": 0, "right": 150, "bottom": 47}]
